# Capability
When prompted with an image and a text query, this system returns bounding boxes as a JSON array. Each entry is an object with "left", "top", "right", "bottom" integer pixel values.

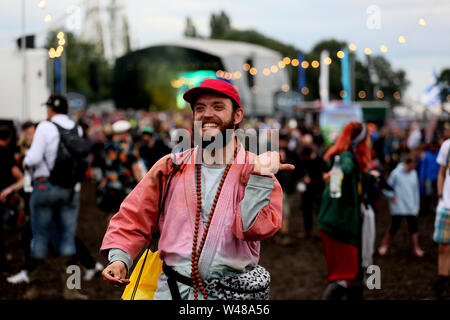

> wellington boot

[
  {"left": 322, "top": 281, "right": 347, "bottom": 300},
  {"left": 432, "top": 276, "right": 448, "bottom": 300},
  {"left": 346, "top": 283, "right": 364, "bottom": 300}
]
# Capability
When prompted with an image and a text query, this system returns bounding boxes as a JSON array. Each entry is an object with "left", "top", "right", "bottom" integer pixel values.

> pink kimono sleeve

[
  {"left": 232, "top": 172, "right": 283, "bottom": 241},
  {"left": 99, "top": 154, "right": 174, "bottom": 260}
]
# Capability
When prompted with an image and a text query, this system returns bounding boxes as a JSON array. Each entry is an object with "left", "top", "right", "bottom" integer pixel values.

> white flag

[
  {"left": 420, "top": 71, "right": 441, "bottom": 107},
  {"left": 319, "top": 50, "right": 330, "bottom": 106},
  {"left": 420, "top": 83, "right": 441, "bottom": 107}
]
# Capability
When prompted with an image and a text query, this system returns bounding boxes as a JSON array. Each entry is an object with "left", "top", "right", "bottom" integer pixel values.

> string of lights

[
  {"left": 47, "top": 31, "right": 65, "bottom": 59},
  {"left": 171, "top": 14, "right": 430, "bottom": 101},
  {"left": 35, "top": 1, "right": 433, "bottom": 101},
  {"left": 37, "top": 0, "right": 52, "bottom": 22}
]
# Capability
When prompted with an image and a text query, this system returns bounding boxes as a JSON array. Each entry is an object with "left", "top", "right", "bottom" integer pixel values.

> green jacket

[{"left": 318, "top": 150, "right": 360, "bottom": 246}]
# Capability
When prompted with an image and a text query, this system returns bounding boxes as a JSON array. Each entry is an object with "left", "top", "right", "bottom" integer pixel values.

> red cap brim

[{"left": 183, "top": 87, "right": 240, "bottom": 109}]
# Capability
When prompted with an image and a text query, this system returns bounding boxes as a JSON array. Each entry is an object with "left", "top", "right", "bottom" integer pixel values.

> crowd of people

[{"left": 1, "top": 85, "right": 449, "bottom": 300}]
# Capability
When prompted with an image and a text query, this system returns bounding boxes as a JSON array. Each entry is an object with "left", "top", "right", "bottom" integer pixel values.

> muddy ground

[{"left": 0, "top": 181, "right": 443, "bottom": 300}]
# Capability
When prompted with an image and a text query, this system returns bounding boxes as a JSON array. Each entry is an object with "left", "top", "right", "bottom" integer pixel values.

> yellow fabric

[{"left": 122, "top": 250, "right": 163, "bottom": 300}]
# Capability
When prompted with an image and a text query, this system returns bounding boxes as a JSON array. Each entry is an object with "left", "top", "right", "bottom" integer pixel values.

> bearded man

[{"left": 100, "top": 79, "right": 294, "bottom": 300}]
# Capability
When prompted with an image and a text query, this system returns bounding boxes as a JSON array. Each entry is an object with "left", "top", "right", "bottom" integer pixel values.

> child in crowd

[{"left": 378, "top": 155, "right": 424, "bottom": 257}]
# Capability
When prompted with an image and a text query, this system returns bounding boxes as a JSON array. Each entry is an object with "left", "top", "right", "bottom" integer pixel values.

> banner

[
  {"left": 319, "top": 50, "right": 329, "bottom": 106},
  {"left": 420, "top": 71, "right": 441, "bottom": 107},
  {"left": 55, "top": 57, "right": 62, "bottom": 93},
  {"left": 420, "top": 83, "right": 441, "bottom": 107},
  {"left": 298, "top": 53, "right": 306, "bottom": 100},
  {"left": 319, "top": 102, "right": 363, "bottom": 145},
  {"left": 340, "top": 48, "right": 351, "bottom": 102}
]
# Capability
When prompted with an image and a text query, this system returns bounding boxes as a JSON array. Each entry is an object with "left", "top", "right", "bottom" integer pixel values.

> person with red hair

[{"left": 318, "top": 121, "right": 376, "bottom": 300}]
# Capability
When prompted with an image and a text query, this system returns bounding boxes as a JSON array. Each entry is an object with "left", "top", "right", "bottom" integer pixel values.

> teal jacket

[{"left": 318, "top": 150, "right": 361, "bottom": 246}]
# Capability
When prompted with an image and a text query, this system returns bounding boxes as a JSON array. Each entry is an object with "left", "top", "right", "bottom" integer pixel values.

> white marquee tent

[{"left": 148, "top": 38, "right": 291, "bottom": 116}]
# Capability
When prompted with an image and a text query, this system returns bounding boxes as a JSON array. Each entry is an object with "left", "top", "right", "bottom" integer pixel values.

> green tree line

[
  {"left": 45, "top": 10, "right": 450, "bottom": 110},
  {"left": 44, "top": 31, "right": 113, "bottom": 104},
  {"left": 187, "top": 10, "right": 409, "bottom": 105}
]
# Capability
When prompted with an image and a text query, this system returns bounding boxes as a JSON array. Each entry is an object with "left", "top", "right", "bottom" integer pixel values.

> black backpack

[{"left": 49, "top": 122, "right": 89, "bottom": 189}]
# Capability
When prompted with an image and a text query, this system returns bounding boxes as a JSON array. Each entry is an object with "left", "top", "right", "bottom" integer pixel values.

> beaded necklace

[{"left": 191, "top": 145, "right": 238, "bottom": 300}]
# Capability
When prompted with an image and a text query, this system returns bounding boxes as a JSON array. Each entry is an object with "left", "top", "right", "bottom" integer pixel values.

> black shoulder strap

[
  {"left": 42, "top": 121, "right": 64, "bottom": 173},
  {"left": 51, "top": 120, "right": 64, "bottom": 134},
  {"left": 156, "top": 158, "right": 181, "bottom": 234},
  {"left": 51, "top": 120, "right": 79, "bottom": 136}
]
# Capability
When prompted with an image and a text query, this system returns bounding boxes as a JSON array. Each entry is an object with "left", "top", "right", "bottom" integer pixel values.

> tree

[
  {"left": 440, "top": 69, "right": 450, "bottom": 83},
  {"left": 311, "top": 39, "right": 347, "bottom": 58},
  {"left": 184, "top": 17, "right": 198, "bottom": 38},
  {"left": 216, "top": 28, "right": 300, "bottom": 90},
  {"left": 309, "top": 39, "right": 348, "bottom": 101},
  {"left": 309, "top": 40, "right": 409, "bottom": 104},
  {"left": 44, "top": 31, "right": 113, "bottom": 103},
  {"left": 181, "top": 13, "right": 410, "bottom": 109},
  {"left": 369, "top": 55, "right": 409, "bottom": 104},
  {"left": 210, "top": 11, "right": 231, "bottom": 38},
  {"left": 439, "top": 68, "right": 450, "bottom": 103}
]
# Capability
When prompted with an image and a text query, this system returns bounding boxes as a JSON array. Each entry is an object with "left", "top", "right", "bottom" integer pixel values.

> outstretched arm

[
  {"left": 0, "top": 166, "right": 23, "bottom": 203},
  {"left": 232, "top": 151, "right": 294, "bottom": 241}
]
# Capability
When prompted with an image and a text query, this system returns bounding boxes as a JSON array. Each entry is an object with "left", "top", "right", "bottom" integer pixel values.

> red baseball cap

[{"left": 183, "top": 78, "right": 241, "bottom": 109}]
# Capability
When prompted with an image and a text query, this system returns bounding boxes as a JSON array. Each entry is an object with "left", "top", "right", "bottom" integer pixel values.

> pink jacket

[{"left": 100, "top": 144, "right": 282, "bottom": 278}]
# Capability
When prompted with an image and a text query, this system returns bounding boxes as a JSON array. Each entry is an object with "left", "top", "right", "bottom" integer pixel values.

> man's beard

[{"left": 198, "top": 116, "right": 235, "bottom": 149}]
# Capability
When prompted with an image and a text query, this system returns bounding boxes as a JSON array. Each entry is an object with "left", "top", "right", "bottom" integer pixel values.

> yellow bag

[
  {"left": 122, "top": 160, "right": 181, "bottom": 300},
  {"left": 121, "top": 249, "right": 163, "bottom": 300}
]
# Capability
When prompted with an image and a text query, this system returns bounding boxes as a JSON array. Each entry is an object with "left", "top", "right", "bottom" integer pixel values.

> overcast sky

[{"left": 1, "top": 0, "right": 449, "bottom": 102}]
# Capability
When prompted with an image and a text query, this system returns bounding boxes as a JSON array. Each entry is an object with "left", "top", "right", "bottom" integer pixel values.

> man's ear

[{"left": 233, "top": 108, "right": 244, "bottom": 125}]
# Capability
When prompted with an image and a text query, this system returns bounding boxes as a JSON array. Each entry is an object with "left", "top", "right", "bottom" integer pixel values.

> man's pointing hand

[{"left": 252, "top": 151, "right": 295, "bottom": 175}]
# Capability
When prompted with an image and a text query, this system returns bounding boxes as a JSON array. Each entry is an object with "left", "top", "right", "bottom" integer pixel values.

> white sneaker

[
  {"left": 83, "top": 262, "right": 104, "bottom": 281},
  {"left": 7, "top": 270, "right": 30, "bottom": 284}
]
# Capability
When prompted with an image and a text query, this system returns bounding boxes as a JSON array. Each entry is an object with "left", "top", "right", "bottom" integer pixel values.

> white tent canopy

[{"left": 147, "top": 38, "right": 291, "bottom": 116}]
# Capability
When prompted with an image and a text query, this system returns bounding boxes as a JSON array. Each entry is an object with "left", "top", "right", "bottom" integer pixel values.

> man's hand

[
  {"left": 390, "top": 197, "right": 397, "bottom": 204},
  {"left": 102, "top": 261, "right": 130, "bottom": 287},
  {"left": 252, "top": 151, "right": 295, "bottom": 175}
]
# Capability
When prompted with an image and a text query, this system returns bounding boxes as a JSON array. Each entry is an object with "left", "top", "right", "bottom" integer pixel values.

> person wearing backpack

[{"left": 22, "top": 94, "right": 89, "bottom": 300}]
